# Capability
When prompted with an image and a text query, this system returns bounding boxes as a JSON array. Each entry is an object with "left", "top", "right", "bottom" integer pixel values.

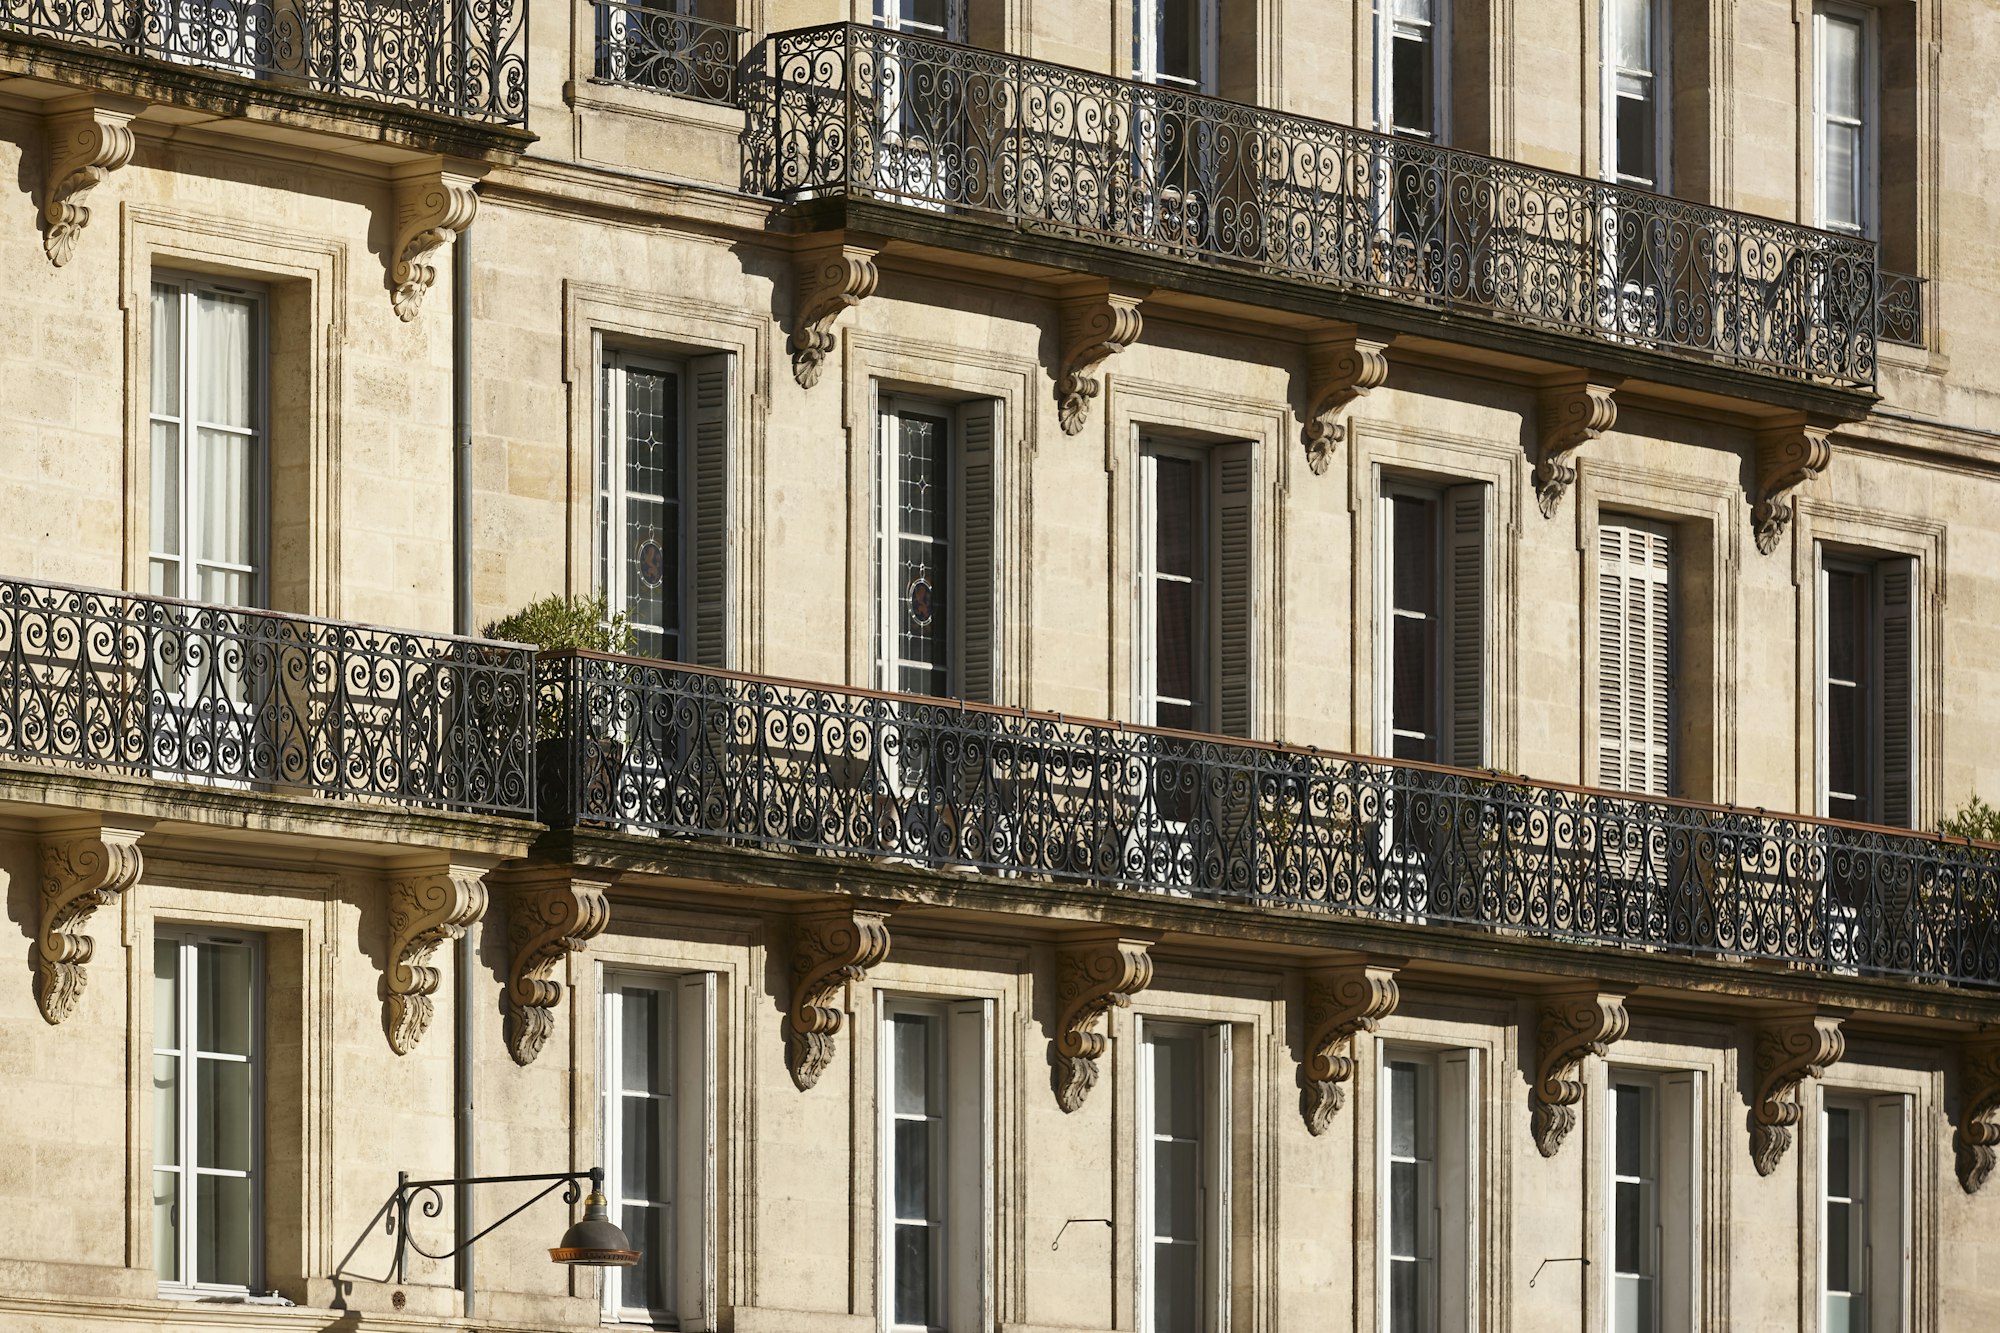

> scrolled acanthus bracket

[
  {"left": 385, "top": 867, "right": 490, "bottom": 1055},
  {"left": 1300, "top": 962, "right": 1401, "bottom": 1135},
  {"left": 42, "top": 97, "right": 140, "bottom": 268},
  {"left": 388, "top": 159, "right": 484, "bottom": 322},
  {"left": 789, "top": 241, "right": 881, "bottom": 389},
  {"left": 1055, "top": 283, "right": 1147, "bottom": 435},
  {"left": 1302, "top": 326, "right": 1393, "bottom": 475},
  {"left": 36, "top": 821, "right": 150, "bottom": 1025},
  {"left": 1052, "top": 935, "right": 1155, "bottom": 1113},
  {"left": 1534, "top": 376, "right": 1620, "bottom": 517},
  {"left": 1751, "top": 1012, "right": 1846, "bottom": 1176},
  {"left": 502, "top": 864, "right": 617, "bottom": 1067},
  {"left": 1955, "top": 1036, "right": 2000, "bottom": 1194},
  {"left": 787, "top": 905, "right": 893, "bottom": 1090},
  {"left": 1752, "top": 417, "right": 1835, "bottom": 556},
  {"left": 1531, "top": 990, "right": 1630, "bottom": 1157}
]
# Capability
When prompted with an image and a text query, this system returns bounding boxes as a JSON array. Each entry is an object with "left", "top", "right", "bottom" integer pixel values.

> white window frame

[
  {"left": 1600, "top": 0, "right": 1670, "bottom": 191},
  {"left": 876, "top": 395, "right": 957, "bottom": 698},
  {"left": 599, "top": 348, "right": 694, "bottom": 662},
  {"left": 1819, "top": 1090, "right": 1911, "bottom": 1333},
  {"left": 1813, "top": 3, "right": 1879, "bottom": 238},
  {"left": 872, "top": 0, "right": 964, "bottom": 38},
  {"left": 1604, "top": 1068, "right": 1700, "bottom": 1333},
  {"left": 1137, "top": 441, "right": 1211, "bottom": 732},
  {"left": 153, "top": 929, "right": 263, "bottom": 1299},
  {"left": 1133, "top": 0, "right": 1218, "bottom": 93},
  {"left": 1377, "top": 1043, "right": 1476, "bottom": 1333},
  {"left": 1374, "top": 0, "right": 1450, "bottom": 141},
  {"left": 1137, "top": 1017, "right": 1231, "bottom": 1333}
]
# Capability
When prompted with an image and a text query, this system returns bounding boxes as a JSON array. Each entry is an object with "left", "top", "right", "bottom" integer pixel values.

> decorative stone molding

[
  {"left": 1301, "top": 326, "right": 1394, "bottom": 475},
  {"left": 1055, "top": 283, "right": 1147, "bottom": 435},
  {"left": 36, "top": 822, "right": 149, "bottom": 1024},
  {"left": 1531, "top": 990, "right": 1630, "bottom": 1157},
  {"left": 501, "top": 866, "right": 616, "bottom": 1067},
  {"left": 1534, "top": 376, "right": 1620, "bottom": 517},
  {"left": 384, "top": 868, "right": 489, "bottom": 1055},
  {"left": 1052, "top": 935, "right": 1154, "bottom": 1112},
  {"left": 388, "top": 161, "right": 482, "bottom": 321},
  {"left": 1750, "top": 1012, "right": 1845, "bottom": 1176},
  {"left": 1956, "top": 1038, "right": 2000, "bottom": 1194},
  {"left": 41, "top": 98, "right": 139, "bottom": 268},
  {"left": 786, "top": 906, "right": 893, "bottom": 1090},
  {"left": 789, "top": 242, "right": 881, "bottom": 389},
  {"left": 1751, "top": 417, "right": 1835, "bottom": 556},
  {"left": 1300, "top": 963, "right": 1400, "bottom": 1135}
]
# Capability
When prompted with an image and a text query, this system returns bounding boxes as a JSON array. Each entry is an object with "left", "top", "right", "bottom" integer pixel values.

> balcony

[
  {"left": 591, "top": 0, "right": 743, "bottom": 108},
  {"left": 1879, "top": 270, "right": 1927, "bottom": 349},
  {"left": 0, "top": 578, "right": 534, "bottom": 817},
  {"left": 749, "top": 24, "right": 1879, "bottom": 401},
  {"left": 538, "top": 654, "right": 2000, "bottom": 989}
]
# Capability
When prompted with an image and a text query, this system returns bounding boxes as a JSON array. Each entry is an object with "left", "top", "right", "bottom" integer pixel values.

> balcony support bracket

[
  {"left": 41, "top": 96, "right": 141, "bottom": 268},
  {"left": 35, "top": 818, "right": 150, "bottom": 1025},
  {"left": 501, "top": 864, "right": 617, "bottom": 1067},
  {"left": 389, "top": 159, "right": 483, "bottom": 322},
  {"left": 1535, "top": 375, "right": 1621, "bottom": 517},
  {"left": 385, "top": 865, "right": 490, "bottom": 1055},
  {"left": 789, "top": 241, "right": 881, "bottom": 389},
  {"left": 1302, "top": 326, "right": 1394, "bottom": 475},
  {"left": 1056, "top": 283, "right": 1147, "bottom": 435},
  {"left": 1532, "top": 990, "right": 1629, "bottom": 1156},
  {"left": 1752, "top": 417, "right": 1836, "bottom": 556},
  {"left": 1052, "top": 934, "right": 1155, "bottom": 1112},
  {"left": 1955, "top": 1037, "right": 2000, "bottom": 1193},
  {"left": 1300, "top": 962, "right": 1400, "bottom": 1134},
  {"left": 787, "top": 905, "right": 893, "bottom": 1090},
  {"left": 1751, "top": 1012, "right": 1846, "bottom": 1175}
]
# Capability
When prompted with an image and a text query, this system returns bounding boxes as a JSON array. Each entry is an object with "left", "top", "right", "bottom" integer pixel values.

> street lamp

[{"left": 388, "top": 1166, "right": 639, "bottom": 1284}]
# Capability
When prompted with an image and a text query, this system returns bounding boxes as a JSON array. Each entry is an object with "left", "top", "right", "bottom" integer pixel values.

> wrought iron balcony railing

[
  {"left": 1878, "top": 270, "right": 1926, "bottom": 348},
  {"left": 539, "top": 654, "right": 2000, "bottom": 988},
  {"left": 748, "top": 23, "right": 1878, "bottom": 391},
  {"left": 592, "top": 0, "right": 743, "bottom": 106},
  {"left": 0, "top": 0, "right": 528, "bottom": 125},
  {"left": 0, "top": 578, "right": 534, "bottom": 816}
]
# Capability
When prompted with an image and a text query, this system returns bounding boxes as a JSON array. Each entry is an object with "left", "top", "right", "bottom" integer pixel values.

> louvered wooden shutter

[
  {"left": 953, "top": 399, "right": 1001, "bottom": 704},
  {"left": 1877, "top": 557, "right": 1915, "bottom": 827},
  {"left": 1213, "top": 441, "right": 1255, "bottom": 737},
  {"left": 1596, "top": 519, "right": 1673, "bottom": 794},
  {"left": 1442, "top": 484, "right": 1485, "bottom": 768},
  {"left": 687, "top": 354, "right": 732, "bottom": 668}
]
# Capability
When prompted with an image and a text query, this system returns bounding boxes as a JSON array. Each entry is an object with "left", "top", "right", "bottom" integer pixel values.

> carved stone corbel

[
  {"left": 388, "top": 161, "right": 482, "bottom": 321},
  {"left": 1751, "top": 1012, "right": 1845, "bottom": 1176},
  {"left": 1751, "top": 417, "right": 1835, "bottom": 556},
  {"left": 1301, "top": 327, "right": 1393, "bottom": 475},
  {"left": 1531, "top": 990, "right": 1630, "bottom": 1157},
  {"left": 1052, "top": 935, "right": 1154, "bottom": 1112},
  {"left": 1534, "top": 376, "right": 1620, "bottom": 517},
  {"left": 36, "top": 822, "right": 149, "bottom": 1024},
  {"left": 42, "top": 98, "right": 140, "bottom": 267},
  {"left": 501, "top": 865, "right": 616, "bottom": 1067},
  {"left": 385, "top": 868, "right": 489, "bottom": 1055},
  {"left": 1955, "top": 1038, "right": 2000, "bottom": 1194},
  {"left": 1055, "top": 283, "right": 1146, "bottom": 435},
  {"left": 789, "top": 242, "right": 881, "bottom": 389},
  {"left": 786, "top": 906, "right": 892, "bottom": 1090},
  {"left": 1300, "top": 963, "right": 1400, "bottom": 1134}
]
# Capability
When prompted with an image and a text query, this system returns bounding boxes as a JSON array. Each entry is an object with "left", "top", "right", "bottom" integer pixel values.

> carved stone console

[
  {"left": 1956, "top": 1037, "right": 2000, "bottom": 1194},
  {"left": 384, "top": 867, "right": 489, "bottom": 1055},
  {"left": 1534, "top": 376, "right": 1620, "bottom": 517},
  {"left": 1055, "top": 283, "right": 1147, "bottom": 435},
  {"left": 36, "top": 820, "right": 150, "bottom": 1024},
  {"left": 1051, "top": 935, "right": 1154, "bottom": 1112},
  {"left": 789, "top": 241, "right": 881, "bottom": 389},
  {"left": 1751, "top": 1012, "right": 1845, "bottom": 1175},
  {"left": 1300, "top": 326, "right": 1394, "bottom": 475},
  {"left": 388, "top": 160, "right": 483, "bottom": 321},
  {"left": 1300, "top": 963, "right": 1401, "bottom": 1134},
  {"left": 1751, "top": 417, "right": 1835, "bottom": 555},
  {"left": 41, "top": 96, "right": 141, "bottom": 267},
  {"left": 501, "top": 865, "right": 616, "bottom": 1067},
  {"left": 1531, "top": 990, "right": 1630, "bottom": 1157},
  {"left": 786, "top": 905, "right": 893, "bottom": 1091}
]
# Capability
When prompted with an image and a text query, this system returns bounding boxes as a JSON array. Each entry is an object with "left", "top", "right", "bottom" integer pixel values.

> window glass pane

[
  {"left": 1388, "top": 1062, "right": 1418, "bottom": 1157},
  {"left": 1154, "top": 1243, "right": 1199, "bottom": 1332},
  {"left": 1614, "top": 0, "right": 1653, "bottom": 72},
  {"left": 152, "top": 424, "right": 183, "bottom": 567},
  {"left": 622, "top": 987, "right": 660, "bottom": 1094},
  {"left": 622, "top": 1095, "right": 662, "bottom": 1201},
  {"left": 1154, "top": 1138, "right": 1201, "bottom": 1239},
  {"left": 1616, "top": 94, "right": 1656, "bottom": 184},
  {"left": 1388, "top": 1261, "right": 1419, "bottom": 1333},
  {"left": 155, "top": 939, "right": 181, "bottom": 1050},
  {"left": 1152, "top": 1035, "right": 1202, "bottom": 1138},
  {"left": 905, "top": 0, "right": 948, "bottom": 32},
  {"left": 1154, "top": 579, "right": 1196, "bottom": 708},
  {"left": 1390, "top": 1158, "right": 1420, "bottom": 1253},
  {"left": 893, "top": 1014, "right": 931, "bottom": 1116},
  {"left": 195, "top": 942, "right": 254, "bottom": 1056},
  {"left": 1391, "top": 496, "right": 1436, "bottom": 613},
  {"left": 152, "top": 284, "right": 182, "bottom": 417},
  {"left": 1614, "top": 1179, "right": 1643, "bottom": 1271},
  {"left": 1824, "top": 124, "right": 1861, "bottom": 229},
  {"left": 1154, "top": 456, "right": 1198, "bottom": 578},
  {"left": 898, "top": 415, "right": 945, "bottom": 540},
  {"left": 1826, "top": 1199, "right": 1853, "bottom": 1291},
  {"left": 194, "top": 1057, "right": 252, "bottom": 1172},
  {"left": 194, "top": 430, "right": 253, "bottom": 573},
  {"left": 154, "top": 1053, "right": 182, "bottom": 1168},
  {"left": 197, "top": 567, "right": 253, "bottom": 609},
  {"left": 894, "top": 1117, "right": 931, "bottom": 1220},
  {"left": 621, "top": 1203, "right": 669, "bottom": 1312},
  {"left": 1826, "top": 570, "right": 1860, "bottom": 679},
  {"left": 153, "top": 1170, "right": 180, "bottom": 1281},
  {"left": 1391, "top": 33, "right": 1433, "bottom": 135},
  {"left": 1614, "top": 1084, "right": 1642, "bottom": 1176},
  {"left": 1821, "top": 16, "right": 1863, "bottom": 120},
  {"left": 195, "top": 1173, "right": 253, "bottom": 1287},
  {"left": 1827, "top": 1106, "right": 1852, "bottom": 1197},
  {"left": 894, "top": 1222, "right": 931, "bottom": 1324},
  {"left": 1393, "top": 0, "right": 1432, "bottom": 20},
  {"left": 1392, "top": 616, "right": 1432, "bottom": 740},
  {"left": 193, "top": 292, "right": 255, "bottom": 431}
]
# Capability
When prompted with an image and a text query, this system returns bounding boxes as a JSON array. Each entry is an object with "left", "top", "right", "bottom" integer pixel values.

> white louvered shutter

[
  {"left": 953, "top": 400, "right": 1002, "bottom": 705},
  {"left": 1213, "top": 441, "right": 1255, "bottom": 738},
  {"left": 1442, "top": 484, "right": 1485, "bottom": 768},
  {"left": 1596, "top": 519, "right": 1673, "bottom": 794},
  {"left": 1876, "top": 557, "right": 1915, "bottom": 827},
  {"left": 687, "top": 354, "right": 732, "bottom": 668}
]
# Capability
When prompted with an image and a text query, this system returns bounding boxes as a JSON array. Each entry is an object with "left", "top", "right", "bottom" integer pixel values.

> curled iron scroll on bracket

[{"left": 1051, "top": 1218, "right": 1113, "bottom": 1251}]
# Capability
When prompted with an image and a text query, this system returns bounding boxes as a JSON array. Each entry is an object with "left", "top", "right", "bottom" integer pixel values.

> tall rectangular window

[
  {"left": 153, "top": 931, "right": 260, "bottom": 1294},
  {"left": 1821, "top": 1094, "right": 1909, "bottom": 1333},
  {"left": 1378, "top": 1045, "right": 1474, "bottom": 1333},
  {"left": 1134, "top": 0, "right": 1215, "bottom": 91},
  {"left": 1814, "top": 5, "right": 1874, "bottom": 236},
  {"left": 1138, "top": 440, "right": 1253, "bottom": 736},
  {"left": 873, "top": 0, "right": 961, "bottom": 37},
  {"left": 1819, "top": 553, "right": 1914, "bottom": 826},
  {"left": 1378, "top": 481, "right": 1484, "bottom": 765},
  {"left": 601, "top": 971, "right": 714, "bottom": 1326},
  {"left": 1139, "top": 1021, "right": 1229, "bottom": 1333},
  {"left": 150, "top": 277, "right": 265, "bottom": 608},
  {"left": 1596, "top": 517, "right": 1673, "bottom": 795},
  {"left": 1604, "top": 0, "right": 1668, "bottom": 190},
  {"left": 1376, "top": 0, "right": 1446, "bottom": 141},
  {"left": 880, "top": 998, "right": 991, "bottom": 1333},
  {"left": 1607, "top": 1071, "right": 1699, "bottom": 1333}
]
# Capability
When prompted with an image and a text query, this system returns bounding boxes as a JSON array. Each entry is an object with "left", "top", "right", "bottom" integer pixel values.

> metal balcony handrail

[
  {"left": 746, "top": 22, "right": 1879, "bottom": 391},
  {"left": 0, "top": 0, "right": 530, "bottom": 126},
  {"left": 538, "top": 651, "right": 2000, "bottom": 988},
  {"left": 1878, "top": 270, "right": 1926, "bottom": 348},
  {"left": 591, "top": 0, "right": 745, "bottom": 107}
]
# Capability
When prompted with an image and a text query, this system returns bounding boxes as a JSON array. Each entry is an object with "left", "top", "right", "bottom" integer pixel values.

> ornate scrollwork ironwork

[{"left": 591, "top": 0, "right": 743, "bottom": 106}]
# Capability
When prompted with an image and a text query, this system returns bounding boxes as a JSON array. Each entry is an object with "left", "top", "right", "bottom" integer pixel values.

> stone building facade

[{"left": 1, "top": 1, "right": 1997, "bottom": 1330}]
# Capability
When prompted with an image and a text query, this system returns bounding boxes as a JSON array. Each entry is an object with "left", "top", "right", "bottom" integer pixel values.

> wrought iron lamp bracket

[{"left": 386, "top": 1167, "right": 598, "bottom": 1284}]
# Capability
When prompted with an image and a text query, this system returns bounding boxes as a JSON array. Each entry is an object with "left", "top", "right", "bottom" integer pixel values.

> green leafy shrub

[
  {"left": 1937, "top": 795, "right": 2000, "bottom": 845},
  {"left": 484, "top": 592, "right": 635, "bottom": 655}
]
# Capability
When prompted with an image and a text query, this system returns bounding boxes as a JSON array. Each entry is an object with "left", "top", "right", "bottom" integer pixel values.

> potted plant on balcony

[
  {"left": 1922, "top": 797, "right": 2000, "bottom": 983},
  {"left": 485, "top": 593, "right": 637, "bottom": 822}
]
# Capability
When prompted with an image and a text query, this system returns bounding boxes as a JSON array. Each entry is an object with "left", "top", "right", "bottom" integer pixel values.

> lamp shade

[{"left": 549, "top": 1186, "right": 640, "bottom": 1267}]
